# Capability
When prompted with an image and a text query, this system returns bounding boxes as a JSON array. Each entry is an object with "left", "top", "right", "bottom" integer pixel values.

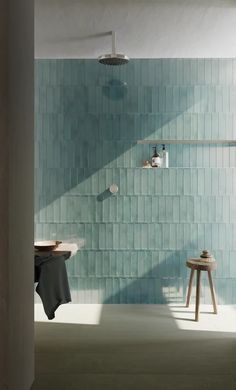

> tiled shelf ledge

[
  {"left": 139, "top": 166, "right": 236, "bottom": 169},
  {"left": 90, "top": 167, "right": 236, "bottom": 168},
  {"left": 137, "top": 140, "right": 236, "bottom": 145}
]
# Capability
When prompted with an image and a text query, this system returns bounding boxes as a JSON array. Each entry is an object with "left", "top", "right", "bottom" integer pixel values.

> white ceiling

[{"left": 35, "top": 0, "right": 236, "bottom": 58}]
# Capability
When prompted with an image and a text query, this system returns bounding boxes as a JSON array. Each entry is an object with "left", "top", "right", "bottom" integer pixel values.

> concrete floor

[{"left": 32, "top": 304, "right": 236, "bottom": 390}]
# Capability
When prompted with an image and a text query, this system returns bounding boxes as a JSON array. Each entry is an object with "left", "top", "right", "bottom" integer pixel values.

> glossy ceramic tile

[{"left": 35, "top": 59, "right": 236, "bottom": 304}]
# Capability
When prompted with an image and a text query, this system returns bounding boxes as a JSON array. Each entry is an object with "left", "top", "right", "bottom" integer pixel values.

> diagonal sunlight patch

[
  {"left": 168, "top": 304, "right": 236, "bottom": 333},
  {"left": 34, "top": 303, "right": 103, "bottom": 325},
  {"left": 35, "top": 110, "right": 189, "bottom": 214}
]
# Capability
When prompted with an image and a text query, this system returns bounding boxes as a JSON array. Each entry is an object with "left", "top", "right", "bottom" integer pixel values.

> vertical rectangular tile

[{"left": 35, "top": 59, "right": 236, "bottom": 305}]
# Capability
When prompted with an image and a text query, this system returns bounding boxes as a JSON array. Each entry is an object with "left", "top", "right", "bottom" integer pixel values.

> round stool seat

[{"left": 186, "top": 258, "right": 217, "bottom": 272}]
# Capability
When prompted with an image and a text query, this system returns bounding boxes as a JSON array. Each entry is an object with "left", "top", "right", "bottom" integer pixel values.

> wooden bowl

[{"left": 34, "top": 240, "right": 62, "bottom": 251}]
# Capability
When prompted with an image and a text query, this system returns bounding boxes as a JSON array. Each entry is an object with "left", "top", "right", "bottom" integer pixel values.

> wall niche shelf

[{"left": 137, "top": 140, "right": 236, "bottom": 145}]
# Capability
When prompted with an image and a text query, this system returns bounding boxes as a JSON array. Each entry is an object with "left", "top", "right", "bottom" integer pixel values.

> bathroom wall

[
  {"left": 35, "top": 59, "right": 236, "bottom": 304},
  {"left": 0, "top": 0, "right": 34, "bottom": 388},
  {"left": 35, "top": 0, "right": 236, "bottom": 58}
]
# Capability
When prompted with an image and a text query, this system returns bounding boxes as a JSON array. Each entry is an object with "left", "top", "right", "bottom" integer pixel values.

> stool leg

[
  {"left": 208, "top": 271, "right": 217, "bottom": 314},
  {"left": 186, "top": 269, "right": 195, "bottom": 307},
  {"left": 195, "top": 270, "right": 201, "bottom": 321}
]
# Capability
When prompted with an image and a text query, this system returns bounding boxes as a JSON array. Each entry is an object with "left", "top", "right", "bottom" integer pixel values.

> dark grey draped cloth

[{"left": 35, "top": 252, "right": 71, "bottom": 320}]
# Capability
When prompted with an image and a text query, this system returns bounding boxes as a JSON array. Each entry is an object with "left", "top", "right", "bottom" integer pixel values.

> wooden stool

[{"left": 186, "top": 258, "right": 217, "bottom": 321}]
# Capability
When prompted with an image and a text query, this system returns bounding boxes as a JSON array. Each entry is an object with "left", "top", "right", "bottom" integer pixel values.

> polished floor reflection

[{"left": 32, "top": 304, "right": 236, "bottom": 390}]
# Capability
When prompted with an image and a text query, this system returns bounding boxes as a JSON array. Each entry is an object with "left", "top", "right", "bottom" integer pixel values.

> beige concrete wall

[
  {"left": 0, "top": 0, "right": 9, "bottom": 387},
  {"left": 35, "top": 0, "right": 236, "bottom": 58},
  {"left": 0, "top": 0, "right": 34, "bottom": 389}
]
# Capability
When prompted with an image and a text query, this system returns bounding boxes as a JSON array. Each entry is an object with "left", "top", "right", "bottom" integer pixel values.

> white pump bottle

[{"left": 162, "top": 144, "right": 169, "bottom": 168}]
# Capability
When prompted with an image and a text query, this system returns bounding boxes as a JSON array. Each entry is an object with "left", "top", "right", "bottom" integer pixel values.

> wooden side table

[{"left": 186, "top": 258, "right": 217, "bottom": 321}]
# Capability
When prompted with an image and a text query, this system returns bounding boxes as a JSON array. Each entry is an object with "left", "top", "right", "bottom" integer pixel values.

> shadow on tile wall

[{"left": 35, "top": 59, "right": 236, "bottom": 304}]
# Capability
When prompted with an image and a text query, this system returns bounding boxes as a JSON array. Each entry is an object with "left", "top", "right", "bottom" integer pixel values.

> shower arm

[{"left": 111, "top": 31, "right": 116, "bottom": 54}]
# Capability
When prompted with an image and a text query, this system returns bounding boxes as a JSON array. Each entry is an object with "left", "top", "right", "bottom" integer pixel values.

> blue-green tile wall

[{"left": 35, "top": 59, "right": 236, "bottom": 304}]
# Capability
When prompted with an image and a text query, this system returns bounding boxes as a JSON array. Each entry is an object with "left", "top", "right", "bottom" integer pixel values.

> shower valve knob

[{"left": 109, "top": 184, "right": 119, "bottom": 194}]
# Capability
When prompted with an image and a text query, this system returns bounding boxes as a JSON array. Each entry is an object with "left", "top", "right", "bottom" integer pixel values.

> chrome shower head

[
  {"left": 98, "top": 31, "right": 129, "bottom": 66},
  {"left": 98, "top": 53, "right": 129, "bottom": 66}
]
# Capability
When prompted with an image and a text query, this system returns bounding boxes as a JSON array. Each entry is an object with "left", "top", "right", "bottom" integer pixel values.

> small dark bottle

[{"left": 151, "top": 146, "right": 161, "bottom": 167}]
